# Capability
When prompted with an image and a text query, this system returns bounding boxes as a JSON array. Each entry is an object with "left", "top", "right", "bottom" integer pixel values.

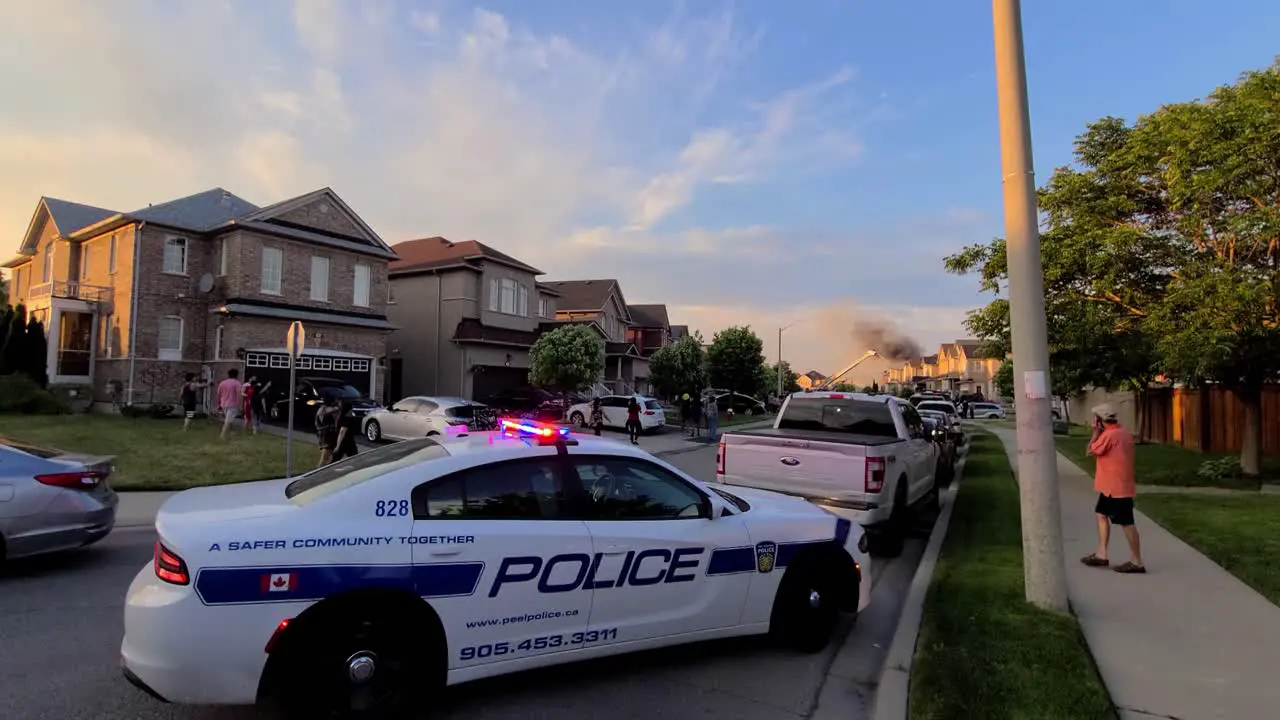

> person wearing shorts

[
  {"left": 1080, "top": 403, "right": 1145, "bottom": 574},
  {"left": 180, "top": 373, "right": 207, "bottom": 431},
  {"left": 217, "top": 368, "right": 244, "bottom": 440}
]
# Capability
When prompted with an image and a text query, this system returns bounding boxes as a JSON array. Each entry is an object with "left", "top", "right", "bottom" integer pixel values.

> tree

[
  {"left": 994, "top": 360, "right": 1014, "bottom": 399},
  {"left": 758, "top": 360, "right": 798, "bottom": 398},
  {"left": 528, "top": 325, "right": 605, "bottom": 405},
  {"left": 706, "top": 326, "right": 765, "bottom": 400},
  {"left": 649, "top": 335, "right": 707, "bottom": 400}
]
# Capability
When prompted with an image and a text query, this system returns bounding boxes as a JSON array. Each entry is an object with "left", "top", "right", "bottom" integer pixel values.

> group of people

[
  {"left": 677, "top": 387, "right": 721, "bottom": 440},
  {"left": 585, "top": 396, "right": 646, "bottom": 444},
  {"left": 179, "top": 368, "right": 272, "bottom": 438},
  {"left": 180, "top": 368, "right": 359, "bottom": 469}
]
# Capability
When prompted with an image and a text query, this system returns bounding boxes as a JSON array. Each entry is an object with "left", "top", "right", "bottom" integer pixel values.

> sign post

[{"left": 285, "top": 321, "right": 306, "bottom": 479}]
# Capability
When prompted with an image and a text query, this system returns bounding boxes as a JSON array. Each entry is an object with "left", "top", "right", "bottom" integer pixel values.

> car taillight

[
  {"left": 644, "top": 410, "right": 655, "bottom": 415},
  {"left": 716, "top": 438, "right": 726, "bottom": 476},
  {"left": 864, "top": 458, "right": 886, "bottom": 493},
  {"left": 154, "top": 542, "right": 190, "bottom": 585},
  {"left": 35, "top": 470, "right": 105, "bottom": 489}
]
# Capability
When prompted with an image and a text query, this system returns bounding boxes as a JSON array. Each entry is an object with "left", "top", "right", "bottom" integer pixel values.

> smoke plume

[{"left": 852, "top": 317, "right": 922, "bottom": 362}]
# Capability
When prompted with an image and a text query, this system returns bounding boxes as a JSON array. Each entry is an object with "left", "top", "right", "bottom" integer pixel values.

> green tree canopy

[
  {"left": 947, "top": 60, "right": 1280, "bottom": 474},
  {"left": 648, "top": 335, "right": 707, "bottom": 399},
  {"left": 528, "top": 325, "right": 605, "bottom": 396},
  {"left": 758, "top": 360, "right": 799, "bottom": 398},
  {"left": 706, "top": 326, "right": 765, "bottom": 398}
]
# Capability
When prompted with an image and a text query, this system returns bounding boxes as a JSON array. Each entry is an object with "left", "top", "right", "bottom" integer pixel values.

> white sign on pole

[{"left": 286, "top": 321, "right": 306, "bottom": 359}]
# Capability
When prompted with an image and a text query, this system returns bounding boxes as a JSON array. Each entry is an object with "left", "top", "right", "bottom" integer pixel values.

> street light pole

[
  {"left": 778, "top": 323, "right": 796, "bottom": 397},
  {"left": 992, "top": 0, "right": 1069, "bottom": 612}
]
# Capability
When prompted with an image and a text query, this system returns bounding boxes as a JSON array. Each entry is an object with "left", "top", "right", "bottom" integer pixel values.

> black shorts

[{"left": 1095, "top": 494, "right": 1135, "bottom": 526}]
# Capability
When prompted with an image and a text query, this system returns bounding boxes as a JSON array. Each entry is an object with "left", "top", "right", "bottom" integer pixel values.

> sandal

[
  {"left": 1080, "top": 553, "right": 1110, "bottom": 567},
  {"left": 1114, "top": 562, "right": 1147, "bottom": 574}
]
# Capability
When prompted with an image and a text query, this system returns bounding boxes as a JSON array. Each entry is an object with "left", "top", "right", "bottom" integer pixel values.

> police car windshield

[{"left": 286, "top": 438, "right": 450, "bottom": 502}]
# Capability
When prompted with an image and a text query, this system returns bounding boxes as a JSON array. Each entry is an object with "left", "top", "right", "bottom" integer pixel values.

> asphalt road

[{"left": 0, "top": 446, "right": 930, "bottom": 720}]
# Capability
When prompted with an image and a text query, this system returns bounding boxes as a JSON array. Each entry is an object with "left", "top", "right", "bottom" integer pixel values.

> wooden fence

[{"left": 1139, "top": 386, "right": 1280, "bottom": 456}]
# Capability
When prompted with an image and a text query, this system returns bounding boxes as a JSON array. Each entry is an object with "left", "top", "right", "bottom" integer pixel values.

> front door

[
  {"left": 565, "top": 455, "right": 752, "bottom": 642},
  {"left": 410, "top": 456, "right": 593, "bottom": 670}
]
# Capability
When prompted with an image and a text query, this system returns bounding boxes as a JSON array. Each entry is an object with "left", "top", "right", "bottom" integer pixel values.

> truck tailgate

[{"left": 720, "top": 432, "right": 876, "bottom": 504}]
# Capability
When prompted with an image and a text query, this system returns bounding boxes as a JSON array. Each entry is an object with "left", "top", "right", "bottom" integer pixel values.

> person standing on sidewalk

[
  {"left": 702, "top": 386, "right": 719, "bottom": 441},
  {"left": 1080, "top": 403, "right": 1146, "bottom": 574}
]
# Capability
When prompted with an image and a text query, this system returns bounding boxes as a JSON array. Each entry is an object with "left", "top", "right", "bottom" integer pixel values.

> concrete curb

[{"left": 870, "top": 475, "right": 963, "bottom": 720}]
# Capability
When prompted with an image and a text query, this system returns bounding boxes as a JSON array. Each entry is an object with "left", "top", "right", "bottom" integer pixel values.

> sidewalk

[{"left": 988, "top": 426, "right": 1280, "bottom": 720}]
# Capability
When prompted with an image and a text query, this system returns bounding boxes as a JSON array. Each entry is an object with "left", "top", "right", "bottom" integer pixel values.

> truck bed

[{"left": 722, "top": 427, "right": 904, "bottom": 447}]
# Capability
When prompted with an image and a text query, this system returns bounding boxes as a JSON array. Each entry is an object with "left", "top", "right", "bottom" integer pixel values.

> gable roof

[
  {"left": 956, "top": 339, "right": 1000, "bottom": 359},
  {"left": 126, "top": 188, "right": 260, "bottom": 232},
  {"left": 670, "top": 324, "right": 690, "bottom": 340},
  {"left": 627, "top": 304, "right": 669, "bottom": 328},
  {"left": 43, "top": 197, "right": 118, "bottom": 236},
  {"left": 235, "top": 187, "right": 393, "bottom": 254},
  {"left": 389, "top": 236, "right": 541, "bottom": 276},
  {"left": 541, "top": 279, "right": 632, "bottom": 320}
]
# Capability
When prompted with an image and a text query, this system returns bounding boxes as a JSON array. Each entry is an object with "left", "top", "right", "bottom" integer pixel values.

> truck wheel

[
  {"left": 274, "top": 604, "right": 434, "bottom": 719},
  {"left": 876, "top": 482, "right": 909, "bottom": 558},
  {"left": 769, "top": 561, "right": 839, "bottom": 653}
]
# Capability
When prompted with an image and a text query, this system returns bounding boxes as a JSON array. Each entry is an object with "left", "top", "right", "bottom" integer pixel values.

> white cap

[{"left": 1091, "top": 403, "right": 1117, "bottom": 421}]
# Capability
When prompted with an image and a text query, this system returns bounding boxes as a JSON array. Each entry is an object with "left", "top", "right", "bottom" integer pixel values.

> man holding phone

[{"left": 1080, "top": 403, "right": 1146, "bottom": 573}]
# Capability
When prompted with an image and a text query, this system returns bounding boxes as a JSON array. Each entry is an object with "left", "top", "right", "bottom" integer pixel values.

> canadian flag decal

[{"left": 262, "top": 572, "right": 297, "bottom": 593}]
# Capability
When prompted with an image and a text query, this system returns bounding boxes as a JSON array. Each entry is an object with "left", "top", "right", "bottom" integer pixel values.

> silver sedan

[
  {"left": 0, "top": 437, "right": 117, "bottom": 563},
  {"left": 362, "top": 396, "right": 487, "bottom": 442}
]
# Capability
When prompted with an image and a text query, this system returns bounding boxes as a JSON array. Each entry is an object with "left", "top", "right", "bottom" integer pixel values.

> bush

[
  {"left": 0, "top": 373, "right": 68, "bottom": 414},
  {"left": 149, "top": 404, "right": 175, "bottom": 419},
  {"left": 1197, "top": 457, "right": 1242, "bottom": 483},
  {"left": 120, "top": 403, "right": 177, "bottom": 419}
]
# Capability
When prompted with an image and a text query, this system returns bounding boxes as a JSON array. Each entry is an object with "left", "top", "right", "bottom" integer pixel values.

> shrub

[
  {"left": 0, "top": 373, "right": 68, "bottom": 414},
  {"left": 148, "top": 403, "right": 176, "bottom": 419},
  {"left": 1197, "top": 457, "right": 1242, "bottom": 483}
]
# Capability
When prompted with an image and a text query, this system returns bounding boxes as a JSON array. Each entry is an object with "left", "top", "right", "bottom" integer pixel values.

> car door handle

[
  {"left": 602, "top": 545, "right": 632, "bottom": 555},
  {"left": 427, "top": 548, "right": 462, "bottom": 556}
]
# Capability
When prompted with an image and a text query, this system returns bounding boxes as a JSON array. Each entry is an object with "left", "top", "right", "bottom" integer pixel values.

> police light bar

[{"left": 498, "top": 418, "right": 576, "bottom": 445}]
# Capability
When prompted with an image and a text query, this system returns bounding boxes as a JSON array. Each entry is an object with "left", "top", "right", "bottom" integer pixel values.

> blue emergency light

[{"left": 498, "top": 418, "right": 575, "bottom": 446}]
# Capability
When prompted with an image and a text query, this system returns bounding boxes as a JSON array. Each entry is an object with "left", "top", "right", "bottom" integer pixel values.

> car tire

[
  {"left": 570, "top": 411, "right": 586, "bottom": 429},
  {"left": 365, "top": 421, "right": 381, "bottom": 443},
  {"left": 272, "top": 600, "right": 437, "bottom": 720},
  {"left": 769, "top": 560, "right": 840, "bottom": 653}
]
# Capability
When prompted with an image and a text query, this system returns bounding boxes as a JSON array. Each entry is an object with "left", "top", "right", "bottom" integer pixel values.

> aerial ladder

[{"left": 804, "top": 350, "right": 879, "bottom": 392}]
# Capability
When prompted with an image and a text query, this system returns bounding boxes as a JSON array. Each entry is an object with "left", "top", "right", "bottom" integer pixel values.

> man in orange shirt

[{"left": 1080, "top": 403, "right": 1146, "bottom": 573}]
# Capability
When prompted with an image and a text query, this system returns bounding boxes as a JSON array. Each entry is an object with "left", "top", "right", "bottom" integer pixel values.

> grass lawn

[
  {"left": 0, "top": 414, "right": 313, "bottom": 491},
  {"left": 1139, "top": 494, "right": 1280, "bottom": 606},
  {"left": 909, "top": 431, "right": 1115, "bottom": 720},
  {"left": 1054, "top": 424, "right": 1278, "bottom": 489}
]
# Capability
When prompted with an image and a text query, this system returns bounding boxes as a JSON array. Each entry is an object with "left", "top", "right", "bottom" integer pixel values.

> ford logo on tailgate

[{"left": 780, "top": 456, "right": 801, "bottom": 466}]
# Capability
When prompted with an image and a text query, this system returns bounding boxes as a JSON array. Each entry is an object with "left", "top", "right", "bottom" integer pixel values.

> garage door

[
  {"left": 244, "top": 350, "right": 374, "bottom": 396},
  {"left": 471, "top": 366, "right": 530, "bottom": 402}
]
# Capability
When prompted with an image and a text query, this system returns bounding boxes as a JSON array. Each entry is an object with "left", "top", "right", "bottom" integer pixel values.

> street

[{"left": 0, "top": 445, "right": 930, "bottom": 720}]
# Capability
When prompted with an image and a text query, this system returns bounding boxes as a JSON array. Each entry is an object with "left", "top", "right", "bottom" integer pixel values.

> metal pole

[
  {"left": 286, "top": 352, "right": 297, "bottom": 479},
  {"left": 777, "top": 327, "right": 784, "bottom": 397},
  {"left": 992, "top": 0, "right": 1068, "bottom": 611}
]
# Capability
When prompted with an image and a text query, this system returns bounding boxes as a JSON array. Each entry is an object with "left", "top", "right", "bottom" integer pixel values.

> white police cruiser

[{"left": 121, "top": 419, "right": 870, "bottom": 718}]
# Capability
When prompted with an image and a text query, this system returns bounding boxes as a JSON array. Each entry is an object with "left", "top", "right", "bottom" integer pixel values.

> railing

[{"left": 27, "top": 281, "right": 112, "bottom": 303}]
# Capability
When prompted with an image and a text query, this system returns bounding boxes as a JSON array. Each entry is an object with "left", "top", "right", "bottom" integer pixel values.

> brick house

[
  {"left": 539, "top": 279, "right": 649, "bottom": 395},
  {"left": 626, "top": 304, "right": 673, "bottom": 357},
  {"left": 385, "top": 237, "right": 563, "bottom": 402},
  {"left": 4, "top": 188, "right": 397, "bottom": 408}
]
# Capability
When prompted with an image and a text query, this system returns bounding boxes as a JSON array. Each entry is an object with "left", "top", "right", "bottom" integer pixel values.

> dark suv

[{"left": 271, "top": 378, "right": 381, "bottom": 428}]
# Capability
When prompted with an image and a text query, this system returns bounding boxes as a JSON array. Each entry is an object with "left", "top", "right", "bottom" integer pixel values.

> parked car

[
  {"left": 0, "top": 437, "right": 117, "bottom": 563},
  {"left": 482, "top": 386, "right": 570, "bottom": 422},
  {"left": 715, "top": 392, "right": 940, "bottom": 557},
  {"left": 918, "top": 407, "right": 968, "bottom": 455},
  {"left": 363, "top": 397, "right": 489, "bottom": 442},
  {"left": 915, "top": 399, "right": 961, "bottom": 426},
  {"left": 567, "top": 395, "right": 666, "bottom": 432},
  {"left": 908, "top": 393, "right": 945, "bottom": 407},
  {"left": 269, "top": 377, "right": 381, "bottom": 428},
  {"left": 971, "top": 402, "right": 1006, "bottom": 419},
  {"left": 716, "top": 393, "right": 767, "bottom": 416},
  {"left": 921, "top": 417, "right": 957, "bottom": 487}
]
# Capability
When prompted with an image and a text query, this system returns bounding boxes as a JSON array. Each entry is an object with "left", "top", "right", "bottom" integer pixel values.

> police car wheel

[
  {"left": 770, "top": 563, "right": 839, "bottom": 653},
  {"left": 275, "top": 610, "right": 430, "bottom": 719},
  {"left": 365, "top": 421, "right": 382, "bottom": 442}
]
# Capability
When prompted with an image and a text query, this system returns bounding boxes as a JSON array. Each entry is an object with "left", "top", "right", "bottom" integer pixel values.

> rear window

[
  {"left": 286, "top": 438, "right": 450, "bottom": 502},
  {"left": 644, "top": 400, "right": 661, "bottom": 410},
  {"left": 917, "top": 402, "right": 954, "bottom": 414},
  {"left": 444, "top": 404, "right": 476, "bottom": 419},
  {"left": 778, "top": 398, "right": 898, "bottom": 438},
  {"left": 0, "top": 437, "right": 62, "bottom": 459}
]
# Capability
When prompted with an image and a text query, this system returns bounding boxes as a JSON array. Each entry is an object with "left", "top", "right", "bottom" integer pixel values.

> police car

[{"left": 121, "top": 419, "right": 870, "bottom": 718}]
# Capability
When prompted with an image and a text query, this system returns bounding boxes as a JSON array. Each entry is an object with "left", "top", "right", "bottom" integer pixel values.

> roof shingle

[
  {"left": 128, "top": 188, "right": 260, "bottom": 231},
  {"left": 389, "top": 237, "right": 541, "bottom": 275},
  {"left": 627, "top": 304, "right": 669, "bottom": 328},
  {"left": 540, "top": 279, "right": 620, "bottom": 312},
  {"left": 42, "top": 197, "right": 118, "bottom": 236}
]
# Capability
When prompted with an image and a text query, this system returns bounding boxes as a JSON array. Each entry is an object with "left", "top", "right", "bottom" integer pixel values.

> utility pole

[
  {"left": 777, "top": 322, "right": 797, "bottom": 397},
  {"left": 992, "top": 0, "right": 1069, "bottom": 612}
]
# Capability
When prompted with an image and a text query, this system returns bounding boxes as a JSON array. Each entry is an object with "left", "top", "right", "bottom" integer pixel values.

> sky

[{"left": 1, "top": 1, "right": 1277, "bottom": 384}]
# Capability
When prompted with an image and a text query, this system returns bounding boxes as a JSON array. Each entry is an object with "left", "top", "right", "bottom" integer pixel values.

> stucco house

[{"left": 4, "top": 188, "right": 397, "bottom": 407}]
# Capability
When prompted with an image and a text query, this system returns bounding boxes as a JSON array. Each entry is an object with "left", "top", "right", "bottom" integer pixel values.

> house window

[
  {"left": 333, "top": 358, "right": 352, "bottom": 371},
  {"left": 490, "top": 278, "right": 529, "bottom": 316},
  {"left": 270, "top": 355, "right": 290, "bottom": 368},
  {"left": 261, "top": 247, "right": 283, "bottom": 295},
  {"left": 313, "top": 357, "right": 332, "bottom": 370},
  {"left": 158, "top": 316, "right": 183, "bottom": 361},
  {"left": 310, "top": 256, "right": 330, "bottom": 301},
  {"left": 163, "top": 237, "right": 187, "bottom": 275},
  {"left": 42, "top": 242, "right": 52, "bottom": 283},
  {"left": 538, "top": 296, "right": 548, "bottom": 318},
  {"left": 13, "top": 267, "right": 23, "bottom": 297},
  {"left": 518, "top": 284, "right": 528, "bottom": 317},
  {"left": 297, "top": 357, "right": 312, "bottom": 370},
  {"left": 213, "top": 325, "right": 223, "bottom": 360},
  {"left": 353, "top": 264, "right": 371, "bottom": 307},
  {"left": 109, "top": 234, "right": 117, "bottom": 274},
  {"left": 80, "top": 246, "right": 90, "bottom": 279},
  {"left": 246, "top": 352, "right": 269, "bottom": 367},
  {"left": 218, "top": 239, "right": 229, "bottom": 276},
  {"left": 352, "top": 359, "right": 370, "bottom": 372}
]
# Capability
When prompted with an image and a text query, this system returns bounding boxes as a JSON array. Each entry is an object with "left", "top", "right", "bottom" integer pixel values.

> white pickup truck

[{"left": 714, "top": 391, "right": 940, "bottom": 556}]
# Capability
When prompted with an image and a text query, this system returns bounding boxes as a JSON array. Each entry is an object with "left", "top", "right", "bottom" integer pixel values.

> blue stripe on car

[
  {"left": 193, "top": 561, "right": 486, "bottom": 606},
  {"left": 706, "top": 547, "right": 755, "bottom": 575}
]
